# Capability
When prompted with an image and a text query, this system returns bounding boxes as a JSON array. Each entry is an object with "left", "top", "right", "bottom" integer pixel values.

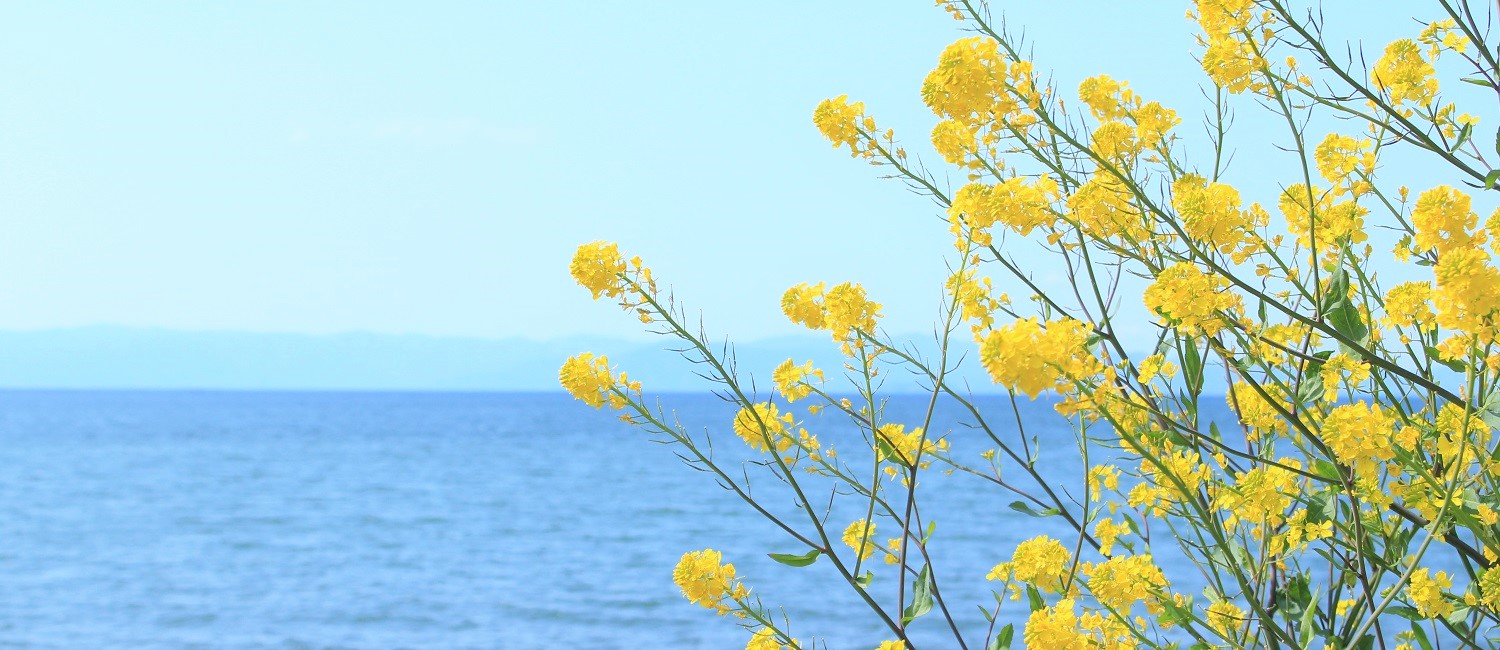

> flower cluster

[
  {"left": 781, "top": 281, "right": 883, "bottom": 353},
  {"left": 672, "top": 549, "right": 749, "bottom": 615},
  {"left": 1143, "top": 262, "right": 1242, "bottom": 336},
  {"left": 559, "top": 353, "right": 639, "bottom": 410},
  {"left": 979, "top": 317, "right": 1100, "bottom": 398}
]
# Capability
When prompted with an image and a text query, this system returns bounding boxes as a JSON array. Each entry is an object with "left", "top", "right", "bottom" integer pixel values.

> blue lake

[{"left": 0, "top": 390, "right": 1463, "bottom": 648}]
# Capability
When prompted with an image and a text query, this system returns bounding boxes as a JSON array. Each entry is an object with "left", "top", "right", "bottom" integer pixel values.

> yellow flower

[
  {"left": 875, "top": 423, "right": 947, "bottom": 468},
  {"left": 814, "top": 95, "right": 868, "bottom": 155},
  {"left": 559, "top": 353, "right": 638, "bottom": 409},
  {"left": 1022, "top": 598, "right": 1092, "bottom": 649},
  {"left": 1067, "top": 174, "right": 1152, "bottom": 244},
  {"left": 1278, "top": 183, "right": 1368, "bottom": 253},
  {"left": 732, "top": 402, "right": 797, "bottom": 454},
  {"left": 772, "top": 359, "right": 822, "bottom": 402},
  {"left": 1314, "top": 133, "right": 1376, "bottom": 196},
  {"left": 1143, "top": 262, "right": 1242, "bottom": 336},
  {"left": 1084, "top": 554, "right": 1169, "bottom": 612},
  {"left": 1093, "top": 518, "right": 1131, "bottom": 556},
  {"left": 874, "top": 642, "right": 906, "bottom": 650},
  {"left": 988, "top": 535, "right": 1071, "bottom": 593},
  {"left": 1477, "top": 567, "right": 1500, "bottom": 610},
  {"left": 781, "top": 282, "right": 828, "bottom": 330},
  {"left": 843, "top": 519, "right": 876, "bottom": 561},
  {"left": 1191, "top": 0, "right": 1273, "bottom": 95},
  {"left": 922, "top": 36, "right": 1038, "bottom": 127},
  {"left": 1382, "top": 281, "right": 1435, "bottom": 331},
  {"left": 673, "top": 549, "right": 749, "bottom": 615},
  {"left": 1412, "top": 186, "right": 1485, "bottom": 254},
  {"left": 1088, "top": 464, "right": 1121, "bottom": 497},
  {"left": 980, "top": 317, "right": 1100, "bottom": 398},
  {"left": 1134, "top": 101, "right": 1180, "bottom": 152},
  {"left": 930, "top": 119, "right": 977, "bottom": 166},
  {"left": 1173, "top": 173, "right": 1257, "bottom": 255},
  {"left": 1212, "top": 459, "right": 1301, "bottom": 531},
  {"left": 1434, "top": 247, "right": 1500, "bottom": 340},
  {"left": 1319, "top": 353, "right": 1370, "bottom": 402},
  {"left": 1321, "top": 402, "right": 1398, "bottom": 477},
  {"left": 570, "top": 241, "right": 628, "bottom": 300},
  {"left": 946, "top": 267, "right": 1000, "bottom": 334},
  {"left": 1372, "top": 39, "right": 1439, "bottom": 106},
  {"left": 746, "top": 628, "right": 786, "bottom": 650},
  {"left": 1090, "top": 121, "right": 1141, "bottom": 162},
  {"left": 1407, "top": 568, "right": 1454, "bottom": 618},
  {"left": 947, "top": 176, "right": 1061, "bottom": 242},
  {"left": 1206, "top": 600, "right": 1247, "bottom": 637},
  {"left": 1078, "top": 74, "right": 1134, "bottom": 121}
]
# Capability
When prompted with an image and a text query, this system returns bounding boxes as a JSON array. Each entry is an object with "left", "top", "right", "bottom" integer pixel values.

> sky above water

[{"left": 0, "top": 2, "right": 1462, "bottom": 342}]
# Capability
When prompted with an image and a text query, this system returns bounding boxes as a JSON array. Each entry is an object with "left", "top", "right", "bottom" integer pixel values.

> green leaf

[
  {"left": 1009, "top": 501, "right": 1060, "bottom": 518},
  {"left": 924, "top": 520, "right": 937, "bottom": 543},
  {"left": 1410, "top": 619, "right": 1435, "bottom": 650},
  {"left": 1486, "top": 169, "right": 1500, "bottom": 190},
  {"left": 1385, "top": 605, "right": 1422, "bottom": 621},
  {"left": 768, "top": 548, "right": 821, "bottom": 567},
  {"left": 1461, "top": 76, "right": 1495, "bottom": 88},
  {"left": 902, "top": 563, "right": 934, "bottom": 624},
  {"left": 1454, "top": 122, "right": 1474, "bottom": 152},
  {"left": 855, "top": 570, "right": 874, "bottom": 589},
  {"left": 1298, "top": 587, "right": 1320, "bottom": 644},
  {"left": 990, "top": 623, "right": 1014, "bottom": 650},
  {"left": 1026, "top": 584, "right": 1045, "bottom": 612},
  {"left": 1182, "top": 338, "right": 1203, "bottom": 393}
]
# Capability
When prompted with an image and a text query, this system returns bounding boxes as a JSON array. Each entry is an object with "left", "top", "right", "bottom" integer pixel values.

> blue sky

[{"left": 0, "top": 2, "right": 1461, "bottom": 343}]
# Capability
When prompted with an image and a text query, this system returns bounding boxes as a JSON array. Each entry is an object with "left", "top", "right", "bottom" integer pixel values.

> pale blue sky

[{"left": 0, "top": 2, "right": 1463, "bottom": 343}]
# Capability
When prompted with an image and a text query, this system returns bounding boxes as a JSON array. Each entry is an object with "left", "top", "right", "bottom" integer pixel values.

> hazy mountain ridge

[{"left": 0, "top": 326, "right": 1001, "bottom": 391}]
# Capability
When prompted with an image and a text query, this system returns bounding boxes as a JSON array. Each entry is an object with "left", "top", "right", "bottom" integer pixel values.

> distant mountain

[{"left": 0, "top": 326, "right": 1001, "bottom": 392}]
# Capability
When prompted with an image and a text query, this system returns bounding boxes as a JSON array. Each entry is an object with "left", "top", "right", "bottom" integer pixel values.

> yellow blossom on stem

[
  {"left": 559, "top": 353, "right": 638, "bottom": 409},
  {"left": 1143, "top": 262, "right": 1243, "bottom": 336},
  {"left": 1382, "top": 281, "right": 1436, "bottom": 332},
  {"left": 875, "top": 423, "right": 946, "bottom": 469},
  {"left": 1207, "top": 600, "right": 1247, "bottom": 638},
  {"left": 1212, "top": 459, "right": 1301, "bottom": 532},
  {"left": 1434, "top": 247, "right": 1500, "bottom": 341},
  {"left": 772, "top": 359, "right": 822, "bottom": 403},
  {"left": 930, "top": 119, "right": 977, "bottom": 166},
  {"left": 1022, "top": 598, "right": 1092, "bottom": 649},
  {"left": 1321, "top": 402, "right": 1399, "bottom": 477},
  {"left": 1084, "top": 554, "right": 1169, "bottom": 613},
  {"left": 987, "top": 534, "right": 1071, "bottom": 593},
  {"left": 1093, "top": 517, "right": 1130, "bottom": 556},
  {"left": 1191, "top": 0, "right": 1274, "bottom": 95},
  {"left": 570, "top": 241, "right": 628, "bottom": 300},
  {"left": 1372, "top": 39, "right": 1439, "bottom": 106},
  {"left": 1412, "top": 186, "right": 1485, "bottom": 254},
  {"left": 1278, "top": 183, "right": 1368, "bottom": 254},
  {"left": 842, "top": 519, "right": 876, "bottom": 561},
  {"left": 814, "top": 95, "right": 869, "bottom": 156},
  {"left": 1408, "top": 568, "right": 1454, "bottom": 618},
  {"left": 1314, "top": 133, "right": 1376, "bottom": 197},
  {"left": 1319, "top": 353, "right": 1370, "bottom": 402},
  {"left": 1067, "top": 174, "right": 1152, "bottom": 245},
  {"left": 1078, "top": 74, "right": 1134, "bottom": 121},
  {"left": 673, "top": 549, "right": 749, "bottom": 615},
  {"left": 1172, "top": 173, "right": 1258, "bottom": 256},
  {"left": 980, "top": 317, "right": 1100, "bottom": 398},
  {"left": 732, "top": 402, "right": 798, "bottom": 454},
  {"left": 947, "top": 176, "right": 1060, "bottom": 242},
  {"left": 745, "top": 628, "right": 787, "bottom": 650}
]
